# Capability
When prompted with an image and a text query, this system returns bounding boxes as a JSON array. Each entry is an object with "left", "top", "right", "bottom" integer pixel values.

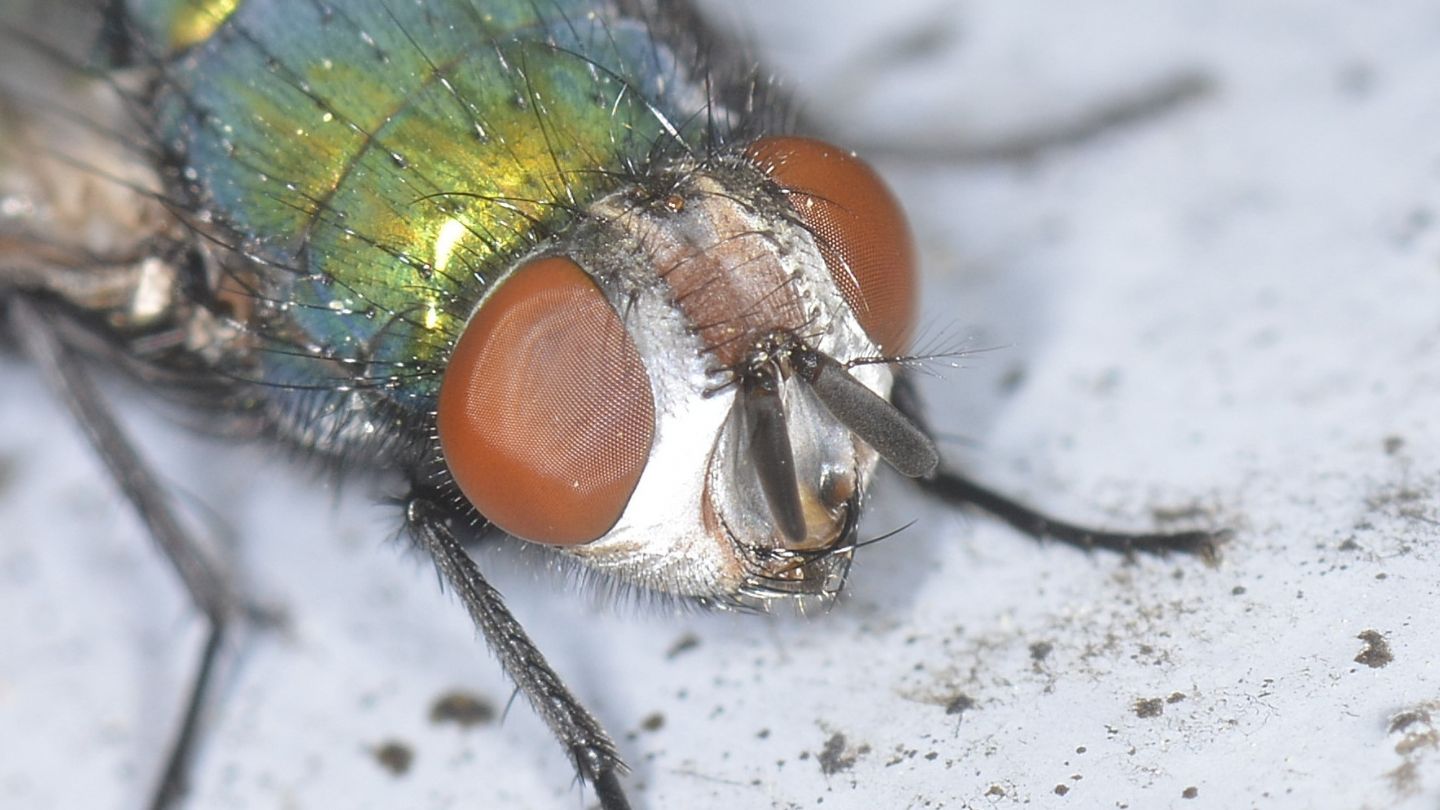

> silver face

[{"left": 560, "top": 160, "right": 902, "bottom": 603}]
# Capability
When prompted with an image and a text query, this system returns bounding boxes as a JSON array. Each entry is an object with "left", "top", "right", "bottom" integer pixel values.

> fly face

[{"left": 437, "top": 137, "right": 937, "bottom": 603}]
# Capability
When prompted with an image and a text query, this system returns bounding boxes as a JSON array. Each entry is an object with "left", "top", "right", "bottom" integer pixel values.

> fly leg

[
  {"left": 891, "top": 374, "right": 1224, "bottom": 558},
  {"left": 916, "top": 468, "right": 1220, "bottom": 557},
  {"left": 848, "top": 72, "right": 1213, "bottom": 166},
  {"left": 6, "top": 296, "right": 242, "bottom": 810},
  {"left": 404, "top": 491, "right": 631, "bottom": 810},
  {"left": 791, "top": 10, "right": 1213, "bottom": 166}
]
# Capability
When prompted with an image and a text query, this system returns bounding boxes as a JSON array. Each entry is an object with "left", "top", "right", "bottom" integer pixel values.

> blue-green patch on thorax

[{"left": 133, "top": 0, "right": 720, "bottom": 417}]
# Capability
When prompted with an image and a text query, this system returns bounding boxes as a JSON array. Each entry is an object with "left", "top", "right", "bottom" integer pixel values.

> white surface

[{"left": 4, "top": 2, "right": 1440, "bottom": 809}]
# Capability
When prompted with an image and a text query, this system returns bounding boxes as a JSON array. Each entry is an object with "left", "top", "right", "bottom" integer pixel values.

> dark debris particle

[
  {"left": 1183, "top": 786, "right": 1199, "bottom": 799},
  {"left": 429, "top": 689, "right": 496, "bottom": 728},
  {"left": 986, "top": 785, "right": 1005, "bottom": 797},
  {"left": 372, "top": 740, "right": 413, "bottom": 777},
  {"left": 998, "top": 365, "right": 1026, "bottom": 394},
  {"left": 1029, "top": 641, "right": 1054, "bottom": 662},
  {"left": 1355, "top": 630, "right": 1393, "bottom": 669},
  {"left": 0, "top": 454, "right": 15, "bottom": 497},
  {"left": 1134, "top": 698, "right": 1165, "bottom": 718},
  {"left": 1232, "top": 585, "right": 1248, "bottom": 595},
  {"left": 818, "top": 732, "right": 858, "bottom": 775},
  {"left": 1384, "top": 435, "right": 1405, "bottom": 455},
  {"left": 946, "top": 694, "right": 976, "bottom": 717},
  {"left": 1055, "top": 784, "right": 1070, "bottom": 796},
  {"left": 640, "top": 712, "right": 665, "bottom": 732},
  {"left": 1167, "top": 692, "right": 1187, "bottom": 704},
  {"left": 1389, "top": 709, "right": 1431, "bottom": 735},
  {"left": 666, "top": 633, "right": 700, "bottom": 659},
  {"left": 1394, "top": 730, "right": 1438, "bottom": 757}
]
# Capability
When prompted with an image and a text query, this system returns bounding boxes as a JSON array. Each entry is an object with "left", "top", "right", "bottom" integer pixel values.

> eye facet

[
  {"left": 746, "top": 136, "right": 918, "bottom": 355},
  {"left": 437, "top": 256, "right": 655, "bottom": 545}
]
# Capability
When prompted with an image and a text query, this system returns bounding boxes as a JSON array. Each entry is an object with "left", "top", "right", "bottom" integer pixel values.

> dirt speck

[
  {"left": 945, "top": 694, "right": 976, "bottom": 717},
  {"left": 429, "top": 690, "right": 496, "bottom": 728},
  {"left": 1395, "top": 729, "right": 1439, "bottom": 757},
  {"left": 666, "top": 633, "right": 700, "bottom": 659},
  {"left": 1182, "top": 786, "right": 1199, "bottom": 799},
  {"left": 1167, "top": 692, "right": 1187, "bottom": 704},
  {"left": 1383, "top": 435, "right": 1405, "bottom": 455},
  {"left": 1054, "top": 784, "right": 1070, "bottom": 796},
  {"left": 640, "top": 712, "right": 665, "bottom": 732},
  {"left": 1134, "top": 698, "right": 1165, "bottom": 718},
  {"left": 818, "top": 732, "right": 865, "bottom": 775},
  {"left": 1355, "top": 630, "right": 1393, "bottom": 668},
  {"left": 998, "top": 364, "right": 1027, "bottom": 394},
  {"left": 0, "top": 454, "right": 15, "bottom": 498},
  {"left": 1029, "top": 641, "right": 1054, "bottom": 662},
  {"left": 1390, "top": 708, "right": 1431, "bottom": 735},
  {"left": 1364, "top": 477, "right": 1437, "bottom": 524},
  {"left": 1385, "top": 701, "right": 1440, "bottom": 798},
  {"left": 372, "top": 740, "right": 414, "bottom": 776}
]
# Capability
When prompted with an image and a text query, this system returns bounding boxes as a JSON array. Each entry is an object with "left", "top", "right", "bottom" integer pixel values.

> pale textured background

[{"left": 3, "top": 2, "right": 1439, "bottom": 809}]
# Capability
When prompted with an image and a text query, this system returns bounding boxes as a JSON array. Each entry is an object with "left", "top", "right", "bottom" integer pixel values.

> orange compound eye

[
  {"left": 746, "top": 136, "right": 918, "bottom": 355},
  {"left": 437, "top": 256, "right": 655, "bottom": 545}
]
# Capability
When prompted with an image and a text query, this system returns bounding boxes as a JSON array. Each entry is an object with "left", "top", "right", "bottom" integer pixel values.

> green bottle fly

[{"left": 1, "top": 2, "right": 1215, "bottom": 808}]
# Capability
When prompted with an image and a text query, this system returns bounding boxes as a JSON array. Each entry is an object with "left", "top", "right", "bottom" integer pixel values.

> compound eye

[
  {"left": 438, "top": 256, "right": 655, "bottom": 545},
  {"left": 746, "top": 136, "right": 917, "bottom": 355}
]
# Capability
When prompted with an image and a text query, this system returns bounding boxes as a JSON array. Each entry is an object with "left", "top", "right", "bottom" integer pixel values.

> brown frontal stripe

[{"left": 641, "top": 183, "right": 808, "bottom": 368}]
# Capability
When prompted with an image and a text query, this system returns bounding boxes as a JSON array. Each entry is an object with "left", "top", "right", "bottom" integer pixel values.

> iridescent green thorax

[
  {"left": 134, "top": 0, "right": 725, "bottom": 419},
  {"left": 126, "top": 0, "right": 239, "bottom": 52}
]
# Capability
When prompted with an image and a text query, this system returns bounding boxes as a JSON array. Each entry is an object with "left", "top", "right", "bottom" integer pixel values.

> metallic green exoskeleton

[{"left": 121, "top": 0, "right": 777, "bottom": 459}]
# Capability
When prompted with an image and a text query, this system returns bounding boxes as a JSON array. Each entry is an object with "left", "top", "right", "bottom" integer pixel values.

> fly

[{"left": 0, "top": 2, "right": 1219, "bottom": 808}]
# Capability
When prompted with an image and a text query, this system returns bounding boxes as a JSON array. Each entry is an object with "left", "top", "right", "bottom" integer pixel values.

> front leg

[
  {"left": 402, "top": 491, "right": 632, "bottom": 810},
  {"left": 891, "top": 373, "right": 1224, "bottom": 558}
]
